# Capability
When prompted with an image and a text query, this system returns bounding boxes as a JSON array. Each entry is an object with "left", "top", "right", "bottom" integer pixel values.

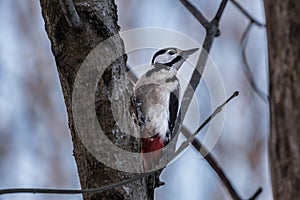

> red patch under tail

[{"left": 141, "top": 135, "right": 163, "bottom": 171}]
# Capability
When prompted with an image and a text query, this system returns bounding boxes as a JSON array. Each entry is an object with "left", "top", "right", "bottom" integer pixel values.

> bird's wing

[
  {"left": 168, "top": 86, "right": 179, "bottom": 138},
  {"left": 133, "top": 83, "right": 159, "bottom": 126}
]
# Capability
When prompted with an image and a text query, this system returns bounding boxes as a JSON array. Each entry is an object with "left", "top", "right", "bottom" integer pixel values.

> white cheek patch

[{"left": 155, "top": 54, "right": 176, "bottom": 64}]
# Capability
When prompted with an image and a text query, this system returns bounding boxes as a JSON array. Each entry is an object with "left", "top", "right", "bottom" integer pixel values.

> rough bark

[
  {"left": 265, "top": 1, "right": 300, "bottom": 199},
  {"left": 39, "top": 0, "right": 148, "bottom": 199}
]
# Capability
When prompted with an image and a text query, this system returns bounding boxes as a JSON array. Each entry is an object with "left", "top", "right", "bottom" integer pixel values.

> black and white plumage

[{"left": 133, "top": 47, "right": 198, "bottom": 171}]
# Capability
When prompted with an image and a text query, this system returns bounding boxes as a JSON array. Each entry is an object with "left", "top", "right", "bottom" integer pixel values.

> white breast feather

[{"left": 135, "top": 67, "right": 179, "bottom": 139}]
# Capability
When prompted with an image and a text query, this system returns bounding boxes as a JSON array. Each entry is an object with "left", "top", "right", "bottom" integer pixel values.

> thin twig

[
  {"left": 177, "top": 91, "right": 262, "bottom": 200},
  {"left": 230, "top": 0, "right": 267, "bottom": 101},
  {"left": 248, "top": 187, "right": 263, "bottom": 200},
  {"left": 230, "top": 0, "right": 264, "bottom": 27},
  {"left": 0, "top": 172, "right": 154, "bottom": 196},
  {"left": 179, "top": 0, "right": 210, "bottom": 29},
  {"left": 240, "top": 22, "right": 268, "bottom": 101},
  {"left": 174, "top": 91, "right": 239, "bottom": 156},
  {"left": 193, "top": 91, "right": 239, "bottom": 136},
  {"left": 181, "top": 126, "right": 241, "bottom": 200},
  {"left": 59, "top": 0, "right": 82, "bottom": 28},
  {"left": 180, "top": 127, "right": 263, "bottom": 200}
]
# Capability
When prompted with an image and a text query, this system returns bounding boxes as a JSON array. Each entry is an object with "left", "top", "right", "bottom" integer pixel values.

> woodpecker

[{"left": 132, "top": 47, "right": 199, "bottom": 171}]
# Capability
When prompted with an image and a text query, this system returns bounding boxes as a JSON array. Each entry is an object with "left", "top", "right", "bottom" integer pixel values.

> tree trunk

[
  {"left": 265, "top": 1, "right": 300, "bottom": 199},
  {"left": 39, "top": 0, "right": 148, "bottom": 199}
]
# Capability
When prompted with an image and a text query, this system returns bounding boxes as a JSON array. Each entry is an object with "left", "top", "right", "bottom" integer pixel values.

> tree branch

[
  {"left": 230, "top": 0, "right": 264, "bottom": 27},
  {"left": 227, "top": 0, "right": 268, "bottom": 102},
  {"left": 173, "top": 0, "right": 229, "bottom": 148},
  {"left": 175, "top": 91, "right": 239, "bottom": 156},
  {"left": 240, "top": 22, "right": 268, "bottom": 101},
  {"left": 193, "top": 91, "right": 238, "bottom": 135},
  {"left": 0, "top": 172, "right": 155, "bottom": 196},
  {"left": 214, "top": 0, "right": 229, "bottom": 22},
  {"left": 248, "top": 188, "right": 263, "bottom": 200},
  {"left": 179, "top": 0, "right": 210, "bottom": 29},
  {"left": 173, "top": 1, "right": 264, "bottom": 199},
  {"left": 180, "top": 126, "right": 263, "bottom": 200}
]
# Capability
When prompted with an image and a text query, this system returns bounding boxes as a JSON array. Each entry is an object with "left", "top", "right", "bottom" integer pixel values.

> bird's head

[{"left": 151, "top": 47, "right": 199, "bottom": 70}]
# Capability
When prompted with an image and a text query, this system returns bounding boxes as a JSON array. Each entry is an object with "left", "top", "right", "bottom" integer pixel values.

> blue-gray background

[{"left": 0, "top": 0, "right": 271, "bottom": 199}]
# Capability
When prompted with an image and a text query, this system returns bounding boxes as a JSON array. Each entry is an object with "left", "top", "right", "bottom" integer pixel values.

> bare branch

[
  {"left": 193, "top": 91, "right": 238, "bottom": 136},
  {"left": 248, "top": 187, "right": 263, "bottom": 200},
  {"left": 240, "top": 22, "right": 268, "bottom": 101},
  {"left": 59, "top": 0, "right": 82, "bottom": 28},
  {"left": 230, "top": 0, "right": 265, "bottom": 27},
  {"left": 214, "top": 0, "right": 229, "bottom": 22},
  {"left": 179, "top": 0, "right": 210, "bottom": 29},
  {"left": 180, "top": 127, "right": 263, "bottom": 200},
  {"left": 175, "top": 91, "right": 239, "bottom": 156},
  {"left": 227, "top": 0, "right": 267, "bottom": 101},
  {"left": 0, "top": 172, "right": 155, "bottom": 196},
  {"left": 181, "top": 126, "right": 241, "bottom": 200},
  {"left": 173, "top": 0, "right": 229, "bottom": 146},
  {"left": 175, "top": 1, "right": 265, "bottom": 199},
  {"left": 170, "top": 1, "right": 264, "bottom": 199}
]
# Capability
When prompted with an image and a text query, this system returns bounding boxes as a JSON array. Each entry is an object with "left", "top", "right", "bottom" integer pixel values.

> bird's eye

[{"left": 168, "top": 51, "right": 175, "bottom": 55}]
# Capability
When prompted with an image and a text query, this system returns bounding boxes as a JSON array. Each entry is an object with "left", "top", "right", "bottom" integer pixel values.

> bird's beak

[{"left": 180, "top": 48, "right": 199, "bottom": 59}]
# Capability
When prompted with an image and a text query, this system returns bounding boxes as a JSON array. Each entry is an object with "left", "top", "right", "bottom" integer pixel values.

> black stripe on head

[
  {"left": 165, "top": 55, "right": 182, "bottom": 67},
  {"left": 151, "top": 49, "right": 167, "bottom": 64}
]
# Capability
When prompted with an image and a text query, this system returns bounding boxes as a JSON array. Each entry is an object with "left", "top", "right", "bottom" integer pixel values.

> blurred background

[{"left": 0, "top": 0, "right": 271, "bottom": 199}]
